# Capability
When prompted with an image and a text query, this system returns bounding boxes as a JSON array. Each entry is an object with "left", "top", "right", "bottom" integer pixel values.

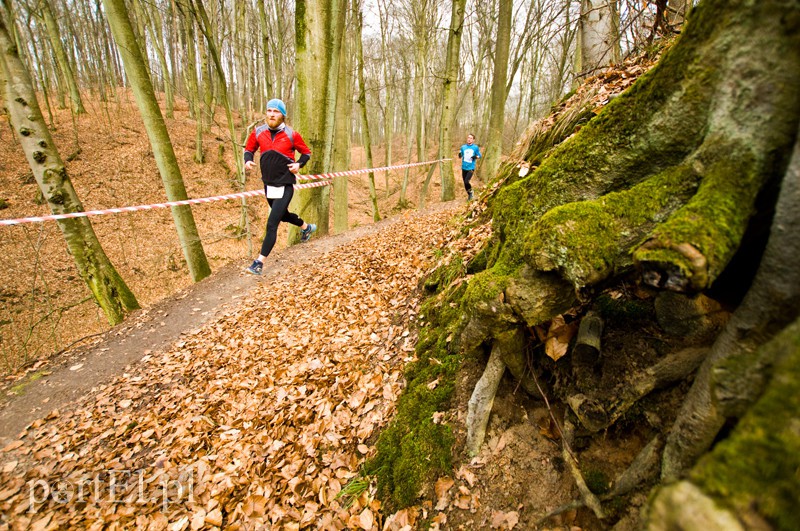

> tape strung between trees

[{"left": 0, "top": 159, "right": 451, "bottom": 227}]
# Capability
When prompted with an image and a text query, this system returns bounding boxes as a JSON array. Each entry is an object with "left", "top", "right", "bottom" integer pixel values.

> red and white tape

[
  {"left": 0, "top": 159, "right": 449, "bottom": 226},
  {"left": 295, "top": 159, "right": 450, "bottom": 182}
]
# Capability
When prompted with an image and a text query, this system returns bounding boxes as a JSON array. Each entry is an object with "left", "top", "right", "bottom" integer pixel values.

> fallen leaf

[{"left": 2, "top": 440, "right": 23, "bottom": 452}]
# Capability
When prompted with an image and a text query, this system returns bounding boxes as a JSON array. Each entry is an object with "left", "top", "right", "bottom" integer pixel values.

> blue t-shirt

[{"left": 459, "top": 143, "right": 481, "bottom": 170}]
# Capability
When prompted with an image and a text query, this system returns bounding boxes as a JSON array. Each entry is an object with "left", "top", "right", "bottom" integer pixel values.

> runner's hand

[
  {"left": 288, "top": 162, "right": 300, "bottom": 174},
  {"left": 245, "top": 161, "right": 256, "bottom": 171}
]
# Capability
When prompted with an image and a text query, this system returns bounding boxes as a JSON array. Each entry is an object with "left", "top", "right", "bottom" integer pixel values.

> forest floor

[{"left": 0, "top": 51, "right": 671, "bottom": 529}]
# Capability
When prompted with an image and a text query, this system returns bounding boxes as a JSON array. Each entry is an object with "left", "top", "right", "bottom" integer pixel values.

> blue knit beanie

[{"left": 266, "top": 98, "right": 287, "bottom": 116}]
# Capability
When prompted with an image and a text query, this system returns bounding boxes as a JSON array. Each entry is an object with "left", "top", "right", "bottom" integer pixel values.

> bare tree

[
  {"left": 437, "top": 0, "right": 467, "bottom": 202},
  {"left": 103, "top": 0, "right": 211, "bottom": 282},
  {"left": 481, "top": 0, "right": 512, "bottom": 181},
  {"left": 355, "top": 5, "right": 380, "bottom": 221},
  {"left": 38, "top": 0, "right": 86, "bottom": 113}
]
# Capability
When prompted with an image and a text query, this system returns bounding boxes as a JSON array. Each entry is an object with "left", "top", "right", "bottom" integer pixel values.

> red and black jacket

[{"left": 243, "top": 124, "right": 311, "bottom": 186}]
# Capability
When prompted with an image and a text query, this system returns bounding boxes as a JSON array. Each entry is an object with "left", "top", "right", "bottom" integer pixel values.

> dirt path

[{"left": 0, "top": 202, "right": 457, "bottom": 447}]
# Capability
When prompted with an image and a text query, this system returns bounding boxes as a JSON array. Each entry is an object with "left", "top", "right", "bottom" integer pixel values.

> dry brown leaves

[{"left": 0, "top": 204, "right": 462, "bottom": 530}]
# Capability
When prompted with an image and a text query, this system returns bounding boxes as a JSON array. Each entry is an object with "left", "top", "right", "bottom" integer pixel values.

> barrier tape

[
  {"left": 295, "top": 158, "right": 451, "bottom": 182},
  {"left": 0, "top": 158, "right": 449, "bottom": 226}
]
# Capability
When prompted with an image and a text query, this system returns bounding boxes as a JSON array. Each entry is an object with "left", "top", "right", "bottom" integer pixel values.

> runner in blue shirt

[{"left": 458, "top": 134, "right": 481, "bottom": 201}]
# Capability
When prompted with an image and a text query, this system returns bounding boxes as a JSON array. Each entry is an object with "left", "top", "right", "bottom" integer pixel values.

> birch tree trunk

[
  {"left": 103, "top": 0, "right": 211, "bottom": 282},
  {"left": 481, "top": 0, "right": 512, "bottom": 182},
  {"left": 437, "top": 0, "right": 466, "bottom": 202},
  {"left": 0, "top": 9, "right": 139, "bottom": 324}
]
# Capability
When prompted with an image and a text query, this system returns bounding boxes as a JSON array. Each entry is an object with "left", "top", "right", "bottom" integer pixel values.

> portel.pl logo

[{"left": 28, "top": 466, "right": 195, "bottom": 513}]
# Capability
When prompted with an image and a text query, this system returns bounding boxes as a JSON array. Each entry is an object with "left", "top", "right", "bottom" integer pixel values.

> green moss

[
  {"left": 690, "top": 319, "right": 800, "bottom": 530},
  {"left": 522, "top": 163, "right": 700, "bottom": 287},
  {"left": 9, "top": 371, "right": 47, "bottom": 395},
  {"left": 466, "top": 247, "right": 489, "bottom": 274},
  {"left": 635, "top": 146, "right": 761, "bottom": 288},
  {"left": 423, "top": 254, "right": 464, "bottom": 294},
  {"left": 490, "top": 0, "right": 720, "bottom": 247},
  {"left": 583, "top": 467, "right": 612, "bottom": 495},
  {"left": 368, "top": 291, "right": 461, "bottom": 509}
]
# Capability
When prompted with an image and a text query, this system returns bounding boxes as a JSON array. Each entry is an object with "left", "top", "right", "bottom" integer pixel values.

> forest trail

[{"left": 0, "top": 200, "right": 461, "bottom": 528}]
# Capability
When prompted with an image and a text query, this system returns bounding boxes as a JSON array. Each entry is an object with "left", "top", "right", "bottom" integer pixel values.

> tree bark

[
  {"left": 104, "top": 0, "right": 211, "bottom": 282},
  {"left": 437, "top": 0, "right": 465, "bottom": 202},
  {"left": 39, "top": 0, "right": 85, "bottom": 114},
  {"left": 375, "top": 0, "right": 800, "bottom": 513},
  {"left": 355, "top": 8, "right": 380, "bottom": 222},
  {"left": 294, "top": 0, "right": 345, "bottom": 238},
  {"left": 141, "top": 0, "right": 173, "bottom": 119},
  {"left": 662, "top": 116, "right": 800, "bottom": 481},
  {"left": 481, "top": 0, "right": 512, "bottom": 182},
  {"left": 648, "top": 317, "right": 800, "bottom": 529},
  {"left": 332, "top": 5, "right": 352, "bottom": 234},
  {"left": 257, "top": 0, "right": 273, "bottom": 99},
  {"left": 0, "top": 9, "right": 139, "bottom": 324},
  {"left": 576, "top": 0, "right": 620, "bottom": 77}
]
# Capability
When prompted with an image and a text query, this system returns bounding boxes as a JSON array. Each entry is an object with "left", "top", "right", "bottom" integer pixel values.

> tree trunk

[
  {"left": 377, "top": 0, "right": 393, "bottom": 186},
  {"left": 103, "top": 0, "right": 211, "bottom": 282},
  {"left": 257, "top": 0, "right": 273, "bottom": 99},
  {"left": 142, "top": 0, "right": 174, "bottom": 119},
  {"left": 355, "top": 8, "right": 380, "bottom": 222},
  {"left": 176, "top": 4, "right": 203, "bottom": 163},
  {"left": 186, "top": 0, "right": 246, "bottom": 233},
  {"left": 0, "top": 10, "right": 139, "bottom": 324},
  {"left": 576, "top": 0, "right": 620, "bottom": 77},
  {"left": 437, "top": 0, "right": 466, "bottom": 202},
  {"left": 294, "top": 0, "right": 345, "bottom": 238},
  {"left": 332, "top": 6, "right": 352, "bottom": 234},
  {"left": 661, "top": 115, "right": 800, "bottom": 481},
  {"left": 40, "top": 0, "right": 85, "bottom": 114},
  {"left": 481, "top": 0, "right": 512, "bottom": 181}
]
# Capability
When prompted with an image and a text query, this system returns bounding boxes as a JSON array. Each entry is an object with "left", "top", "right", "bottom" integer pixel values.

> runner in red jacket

[{"left": 243, "top": 99, "right": 317, "bottom": 275}]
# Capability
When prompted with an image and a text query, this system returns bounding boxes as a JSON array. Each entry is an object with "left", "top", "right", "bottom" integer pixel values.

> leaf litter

[{"left": 0, "top": 204, "right": 461, "bottom": 530}]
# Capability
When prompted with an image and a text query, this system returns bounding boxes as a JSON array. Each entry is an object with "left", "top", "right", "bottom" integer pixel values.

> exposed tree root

[
  {"left": 608, "top": 435, "right": 664, "bottom": 497},
  {"left": 647, "top": 481, "right": 746, "bottom": 530},
  {"left": 568, "top": 347, "right": 709, "bottom": 433},
  {"left": 465, "top": 344, "right": 506, "bottom": 456},
  {"left": 537, "top": 435, "right": 664, "bottom": 526},
  {"left": 563, "top": 417, "right": 605, "bottom": 520},
  {"left": 662, "top": 130, "right": 800, "bottom": 480}
]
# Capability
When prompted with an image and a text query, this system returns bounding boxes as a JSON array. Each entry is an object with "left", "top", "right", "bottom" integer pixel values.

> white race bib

[{"left": 266, "top": 186, "right": 285, "bottom": 199}]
